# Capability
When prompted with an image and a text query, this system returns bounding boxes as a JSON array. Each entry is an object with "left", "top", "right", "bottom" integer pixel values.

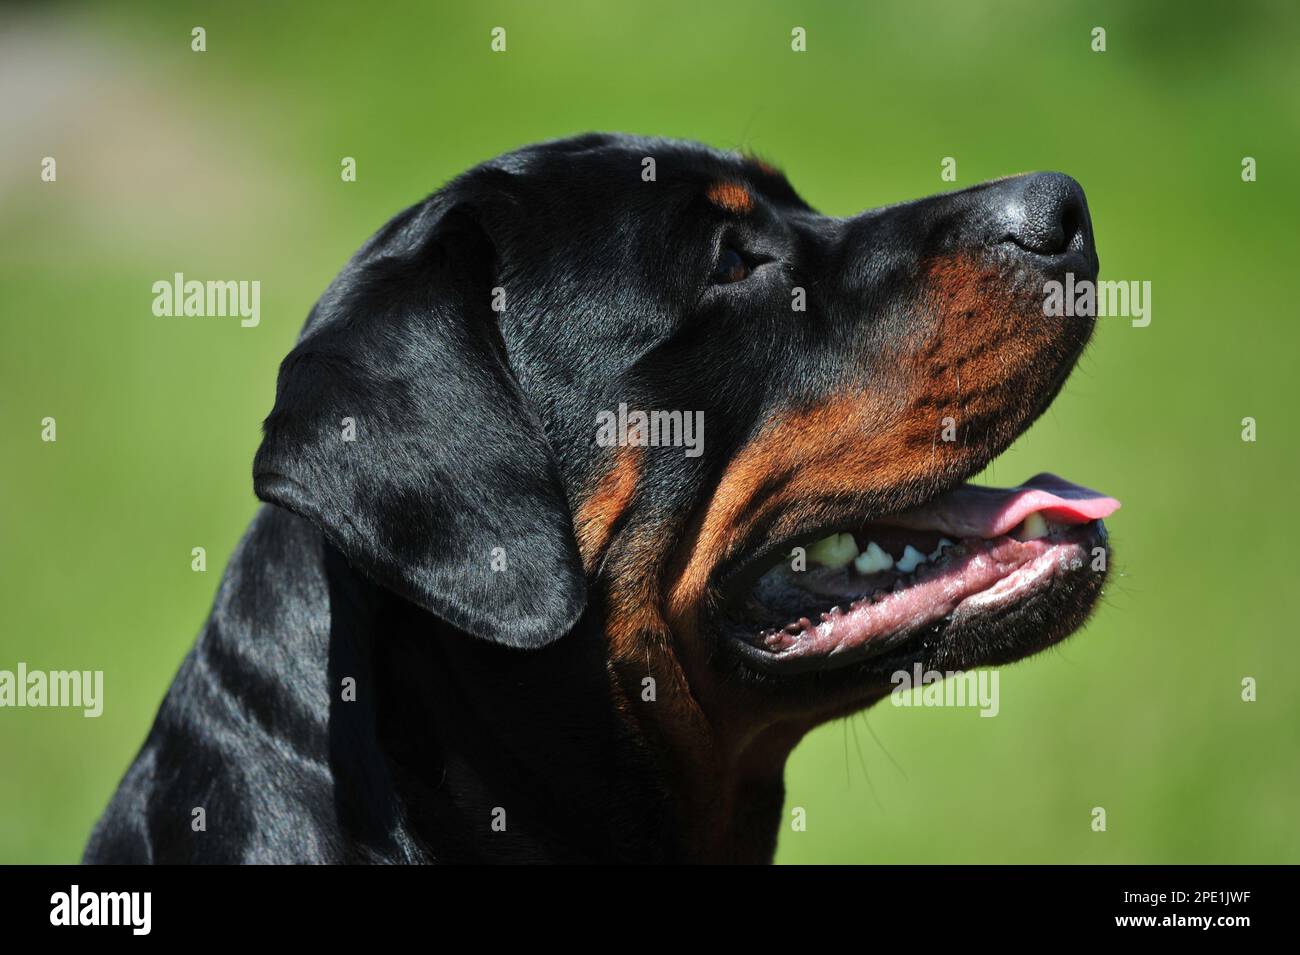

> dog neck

[{"left": 327, "top": 590, "right": 789, "bottom": 860}]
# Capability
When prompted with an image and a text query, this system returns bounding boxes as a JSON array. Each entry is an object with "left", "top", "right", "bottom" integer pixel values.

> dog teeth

[
  {"left": 1018, "top": 513, "right": 1049, "bottom": 540},
  {"left": 806, "top": 533, "right": 858, "bottom": 568},
  {"left": 852, "top": 541, "right": 894, "bottom": 575},
  {"left": 807, "top": 533, "right": 966, "bottom": 573},
  {"left": 928, "top": 537, "right": 955, "bottom": 561},
  {"left": 895, "top": 544, "right": 927, "bottom": 573}
]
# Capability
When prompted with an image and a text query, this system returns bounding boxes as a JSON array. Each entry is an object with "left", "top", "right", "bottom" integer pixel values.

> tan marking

[
  {"left": 706, "top": 181, "right": 755, "bottom": 214},
  {"left": 574, "top": 446, "right": 643, "bottom": 573}
]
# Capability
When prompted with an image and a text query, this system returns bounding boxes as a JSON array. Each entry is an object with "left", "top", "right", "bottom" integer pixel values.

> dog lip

[
  {"left": 713, "top": 474, "right": 1118, "bottom": 671},
  {"left": 731, "top": 520, "right": 1108, "bottom": 675},
  {"left": 713, "top": 472, "right": 1118, "bottom": 623}
]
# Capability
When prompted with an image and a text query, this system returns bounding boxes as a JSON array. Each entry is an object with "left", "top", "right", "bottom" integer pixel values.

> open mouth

[{"left": 726, "top": 473, "right": 1120, "bottom": 674}]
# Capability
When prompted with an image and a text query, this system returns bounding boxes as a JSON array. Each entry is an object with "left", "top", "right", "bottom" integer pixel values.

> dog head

[{"left": 254, "top": 133, "right": 1117, "bottom": 807}]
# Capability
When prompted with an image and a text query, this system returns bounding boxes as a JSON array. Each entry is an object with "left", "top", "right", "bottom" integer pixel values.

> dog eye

[{"left": 711, "top": 247, "right": 750, "bottom": 284}]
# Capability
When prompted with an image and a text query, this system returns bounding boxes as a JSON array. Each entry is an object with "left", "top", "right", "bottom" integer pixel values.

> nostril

[{"left": 1057, "top": 201, "right": 1081, "bottom": 251}]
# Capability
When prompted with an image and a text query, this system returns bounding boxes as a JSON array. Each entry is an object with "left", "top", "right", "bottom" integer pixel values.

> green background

[{"left": 2, "top": 0, "right": 1297, "bottom": 864}]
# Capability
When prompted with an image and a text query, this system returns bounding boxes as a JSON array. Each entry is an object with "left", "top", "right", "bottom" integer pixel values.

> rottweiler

[{"left": 84, "top": 133, "right": 1119, "bottom": 864}]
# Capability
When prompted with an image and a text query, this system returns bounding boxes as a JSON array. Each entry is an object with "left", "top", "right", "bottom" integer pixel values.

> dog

[{"left": 84, "top": 133, "right": 1119, "bottom": 864}]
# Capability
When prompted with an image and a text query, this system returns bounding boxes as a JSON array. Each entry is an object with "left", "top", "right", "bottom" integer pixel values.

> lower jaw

[{"left": 726, "top": 522, "right": 1106, "bottom": 676}]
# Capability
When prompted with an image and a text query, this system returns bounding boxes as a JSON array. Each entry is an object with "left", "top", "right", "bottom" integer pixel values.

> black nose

[{"left": 992, "top": 172, "right": 1096, "bottom": 265}]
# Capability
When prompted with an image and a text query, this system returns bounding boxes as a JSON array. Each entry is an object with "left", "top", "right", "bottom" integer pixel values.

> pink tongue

[{"left": 888, "top": 473, "right": 1120, "bottom": 539}]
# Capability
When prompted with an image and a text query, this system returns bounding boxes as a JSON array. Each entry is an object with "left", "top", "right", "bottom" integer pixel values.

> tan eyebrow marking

[{"left": 706, "top": 181, "right": 756, "bottom": 214}]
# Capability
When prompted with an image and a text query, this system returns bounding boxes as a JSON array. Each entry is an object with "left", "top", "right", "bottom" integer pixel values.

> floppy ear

[{"left": 253, "top": 197, "right": 586, "bottom": 649}]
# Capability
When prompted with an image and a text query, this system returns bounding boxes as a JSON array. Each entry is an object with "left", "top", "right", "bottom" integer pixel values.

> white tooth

[
  {"left": 806, "top": 533, "right": 858, "bottom": 569},
  {"left": 896, "top": 544, "right": 926, "bottom": 573},
  {"left": 1020, "top": 513, "right": 1049, "bottom": 540},
  {"left": 853, "top": 541, "right": 894, "bottom": 575},
  {"left": 929, "top": 537, "right": 955, "bottom": 561}
]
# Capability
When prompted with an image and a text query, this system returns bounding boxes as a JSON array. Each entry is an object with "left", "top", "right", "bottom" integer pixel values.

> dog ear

[{"left": 253, "top": 196, "right": 585, "bottom": 649}]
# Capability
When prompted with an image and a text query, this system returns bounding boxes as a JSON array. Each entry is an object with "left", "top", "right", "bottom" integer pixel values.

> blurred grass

[{"left": 1, "top": 0, "right": 1297, "bottom": 863}]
